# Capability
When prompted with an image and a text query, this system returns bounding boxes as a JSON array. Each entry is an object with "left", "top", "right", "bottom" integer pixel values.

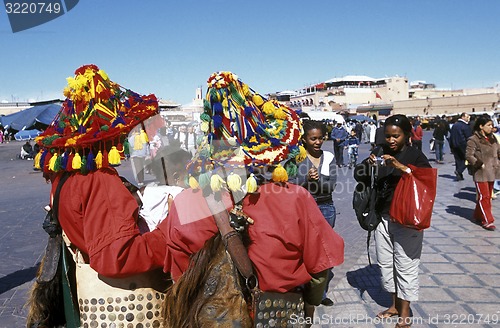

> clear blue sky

[{"left": 1, "top": 0, "right": 499, "bottom": 105}]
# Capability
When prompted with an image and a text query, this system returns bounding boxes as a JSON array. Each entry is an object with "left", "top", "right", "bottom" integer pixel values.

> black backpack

[{"left": 352, "top": 164, "right": 380, "bottom": 265}]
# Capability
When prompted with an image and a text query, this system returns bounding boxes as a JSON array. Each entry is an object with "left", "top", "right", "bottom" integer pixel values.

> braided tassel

[
  {"left": 95, "top": 150, "right": 103, "bottom": 169},
  {"left": 272, "top": 164, "right": 288, "bottom": 183},
  {"left": 72, "top": 152, "right": 82, "bottom": 170}
]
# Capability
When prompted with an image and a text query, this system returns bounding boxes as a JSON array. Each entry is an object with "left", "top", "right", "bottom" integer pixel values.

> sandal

[{"left": 377, "top": 309, "right": 399, "bottom": 319}]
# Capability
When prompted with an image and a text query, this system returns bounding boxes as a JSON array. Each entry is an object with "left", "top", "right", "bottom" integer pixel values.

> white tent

[{"left": 304, "top": 111, "right": 345, "bottom": 124}]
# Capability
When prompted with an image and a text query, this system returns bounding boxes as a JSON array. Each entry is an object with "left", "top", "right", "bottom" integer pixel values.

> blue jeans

[
  {"left": 318, "top": 202, "right": 336, "bottom": 228},
  {"left": 434, "top": 139, "right": 444, "bottom": 161},
  {"left": 317, "top": 202, "right": 336, "bottom": 298}
]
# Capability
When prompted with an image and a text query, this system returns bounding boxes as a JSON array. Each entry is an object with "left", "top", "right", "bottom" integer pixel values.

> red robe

[
  {"left": 52, "top": 168, "right": 166, "bottom": 278},
  {"left": 158, "top": 182, "right": 344, "bottom": 293}
]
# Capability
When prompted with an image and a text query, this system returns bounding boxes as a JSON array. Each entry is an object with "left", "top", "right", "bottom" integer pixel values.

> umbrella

[{"left": 347, "top": 115, "right": 375, "bottom": 123}]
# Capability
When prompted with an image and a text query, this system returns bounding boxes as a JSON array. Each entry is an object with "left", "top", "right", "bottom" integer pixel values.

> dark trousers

[
  {"left": 452, "top": 147, "right": 466, "bottom": 174},
  {"left": 333, "top": 142, "right": 344, "bottom": 166}
]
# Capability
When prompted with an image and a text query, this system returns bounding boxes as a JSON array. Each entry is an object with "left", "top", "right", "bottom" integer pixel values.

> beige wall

[{"left": 393, "top": 93, "right": 500, "bottom": 116}]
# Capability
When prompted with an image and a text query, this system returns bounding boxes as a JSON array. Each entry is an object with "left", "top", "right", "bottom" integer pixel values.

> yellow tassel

[
  {"left": 108, "top": 146, "right": 121, "bottom": 165},
  {"left": 189, "top": 175, "right": 200, "bottom": 189},
  {"left": 272, "top": 164, "right": 288, "bottom": 182},
  {"left": 95, "top": 150, "right": 103, "bottom": 169},
  {"left": 227, "top": 172, "right": 242, "bottom": 192},
  {"left": 34, "top": 151, "right": 42, "bottom": 170},
  {"left": 133, "top": 132, "right": 143, "bottom": 150},
  {"left": 245, "top": 173, "right": 258, "bottom": 193},
  {"left": 140, "top": 129, "right": 149, "bottom": 143},
  {"left": 262, "top": 101, "right": 275, "bottom": 116},
  {"left": 210, "top": 174, "right": 226, "bottom": 192},
  {"left": 72, "top": 152, "right": 82, "bottom": 170},
  {"left": 296, "top": 145, "right": 307, "bottom": 162},
  {"left": 252, "top": 94, "right": 264, "bottom": 107},
  {"left": 48, "top": 153, "right": 58, "bottom": 171}
]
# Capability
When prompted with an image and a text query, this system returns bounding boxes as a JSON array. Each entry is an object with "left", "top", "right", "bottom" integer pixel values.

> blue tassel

[
  {"left": 61, "top": 150, "right": 69, "bottom": 170},
  {"left": 256, "top": 123, "right": 267, "bottom": 136},
  {"left": 244, "top": 106, "right": 254, "bottom": 117},
  {"left": 213, "top": 102, "right": 223, "bottom": 115},
  {"left": 86, "top": 150, "right": 96, "bottom": 171},
  {"left": 270, "top": 138, "right": 281, "bottom": 146},
  {"left": 213, "top": 115, "right": 223, "bottom": 129},
  {"left": 40, "top": 150, "right": 48, "bottom": 170},
  {"left": 111, "top": 116, "right": 126, "bottom": 127}
]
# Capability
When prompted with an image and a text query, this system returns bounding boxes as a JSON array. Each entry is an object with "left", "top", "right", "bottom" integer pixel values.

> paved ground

[{"left": 0, "top": 131, "right": 499, "bottom": 328}]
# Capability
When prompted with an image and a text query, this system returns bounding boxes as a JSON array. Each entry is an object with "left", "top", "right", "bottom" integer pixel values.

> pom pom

[
  {"left": 296, "top": 145, "right": 307, "bottom": 162},
  {"left": 262, "top": 101, "right": 275, "bottom": 116},
  {"left": 108, "top": 146, "right": 121, "bottom": 166},
  {"left": 210, "top": 174, "right": 226, "bottom": 192},
  {"left": 227, "top": 172, "right": 242, "bottom": 192},
  {"left": 72, "top": 152, "right": 82, "bottom": 170},
  {"left": 272, "top": 164, "right": 288, "bottom": 183},
  {"left": 245, "top": 173, "right": 258, "bottom": 193},
  {"left": 95, "top": 150, "right": 103, "bottom": 169},
  {"left": 188, "top": 175, "right": 200, "bottom": 189}
]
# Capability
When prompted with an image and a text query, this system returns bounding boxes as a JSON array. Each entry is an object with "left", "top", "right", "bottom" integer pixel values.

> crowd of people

[{"left": 23, "top": 64, "right": 498, "bottom": 328}]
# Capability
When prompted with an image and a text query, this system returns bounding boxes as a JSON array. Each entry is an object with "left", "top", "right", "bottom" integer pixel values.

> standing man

[
  {"left": 449, "top": 112, "right": 472, "bottom": 181},
  {"left": 330, "top": 121, "right": 348, "bottom": 167}
]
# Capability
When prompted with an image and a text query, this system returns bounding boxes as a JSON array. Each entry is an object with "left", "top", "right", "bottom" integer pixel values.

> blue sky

[{"left": 1, "top": 0, "right": 499, "bottom": 105}]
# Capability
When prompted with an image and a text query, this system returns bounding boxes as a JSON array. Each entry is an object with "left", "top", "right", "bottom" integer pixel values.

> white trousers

[{"left": 375, "top": 215, "right": 424, "bottom": 302}]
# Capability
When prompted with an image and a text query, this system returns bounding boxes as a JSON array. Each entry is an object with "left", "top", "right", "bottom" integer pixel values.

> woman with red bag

[
  {"left": 354, "top": 114, "right": 431, "bottom": 328},
  {"left": 466, "top": 115, "right": 500, "bottom": 231}
]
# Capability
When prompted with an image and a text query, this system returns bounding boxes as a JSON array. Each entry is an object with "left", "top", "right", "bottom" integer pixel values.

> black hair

[
  {"left": 473, "top": 115, "right": 492, "bottom": 132},
  {"left": 384, "top": 114, "right": 412, "bottom": 137},
  {"left": 302, "top": 119, "right": 327, "bottom": 138}
]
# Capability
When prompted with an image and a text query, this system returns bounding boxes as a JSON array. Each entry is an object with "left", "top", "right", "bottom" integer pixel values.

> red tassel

[
  {"left": 103, "top": 149, "right": 109, "bottom": 168},
  {"left": 116, "top": 143, "right": 125, "bottom": 159},
  {"left": 66, "top": 153, "right": 75, "bottom": 171},
  {"left": 43, "top": 153, "right": 52, "bottom": 174}
]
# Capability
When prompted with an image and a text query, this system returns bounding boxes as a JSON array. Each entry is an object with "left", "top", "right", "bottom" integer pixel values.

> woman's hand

[
  {"left": 382, "top": 154, "right": 408, "bottom": 172},
  {"left": 308, "top": 167, "right": 319, "bottom": 181}
]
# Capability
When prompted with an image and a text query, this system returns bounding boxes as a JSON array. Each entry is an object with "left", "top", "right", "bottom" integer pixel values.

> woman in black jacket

[{"left": 354, "top": 115, "right": 431, "bottom": 328}]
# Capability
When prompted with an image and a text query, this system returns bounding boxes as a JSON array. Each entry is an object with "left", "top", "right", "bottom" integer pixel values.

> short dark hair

[
  {"left": 384, "top": 114, "right": 412, "bottom": 136},
  {"left": 302, "top": 119, "right": 327, "bottom": 137}
]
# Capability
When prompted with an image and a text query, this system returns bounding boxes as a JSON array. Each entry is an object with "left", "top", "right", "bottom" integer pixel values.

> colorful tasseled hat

[
  {"left": 34, "top": 64, "right": 158, "bottom": 174},
  {"left": 187, "top": 71, "right": 306, "bottom": 194}
]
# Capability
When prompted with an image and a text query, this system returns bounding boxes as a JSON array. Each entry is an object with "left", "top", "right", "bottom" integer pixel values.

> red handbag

[{"left": 390, "top": 164, "right": 437, "bottom": 230}]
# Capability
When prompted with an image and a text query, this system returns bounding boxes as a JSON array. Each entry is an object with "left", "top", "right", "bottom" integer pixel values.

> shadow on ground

[
  {"left": 0, "top": 264, "right": 39, "bottom": 294},
  {"left": 445, "top": 205, "right": 475, "bottom": 224},
  {"left": 346, "top": 265, "right": 392, "bottom": 307}
]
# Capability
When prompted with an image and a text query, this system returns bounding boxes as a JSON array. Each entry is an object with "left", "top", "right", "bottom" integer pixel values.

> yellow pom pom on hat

[
  {"left": 35, "top": 64, "right": 159, "bottom": 174},
  {"left": 188, "top": 71, "right": 303, "bottom": 185}
]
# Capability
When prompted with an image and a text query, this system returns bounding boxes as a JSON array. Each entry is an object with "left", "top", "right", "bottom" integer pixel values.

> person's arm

[
  {"left": 466, "top": 138, "right": 482, "bottom": 168},
  {"left": 316, "top": 154, "right": 337, "bottom": 194}
]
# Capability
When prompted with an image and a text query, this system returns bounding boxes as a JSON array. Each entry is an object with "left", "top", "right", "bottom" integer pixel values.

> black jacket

[{"left": 354, "top": 145, "right": 431, "bottom": 215}]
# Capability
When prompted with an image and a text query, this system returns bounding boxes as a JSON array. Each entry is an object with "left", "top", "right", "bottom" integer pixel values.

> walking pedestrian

[
  {"left": 449, "top": 112, "right": 472, "bottom": 181},
  {"left": 466, "top": 116, "right": 499, "bottom": 231},
  {"left": 330, "top": 122, "right": 348, "bottom": 167},
  {"left": 354, "top": 114, "right": 431, "bottom": 328}
]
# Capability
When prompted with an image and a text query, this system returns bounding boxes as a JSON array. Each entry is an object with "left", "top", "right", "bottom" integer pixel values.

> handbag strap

[{"left": 204, "top": 193, "right": 258, "bottom": 290}]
